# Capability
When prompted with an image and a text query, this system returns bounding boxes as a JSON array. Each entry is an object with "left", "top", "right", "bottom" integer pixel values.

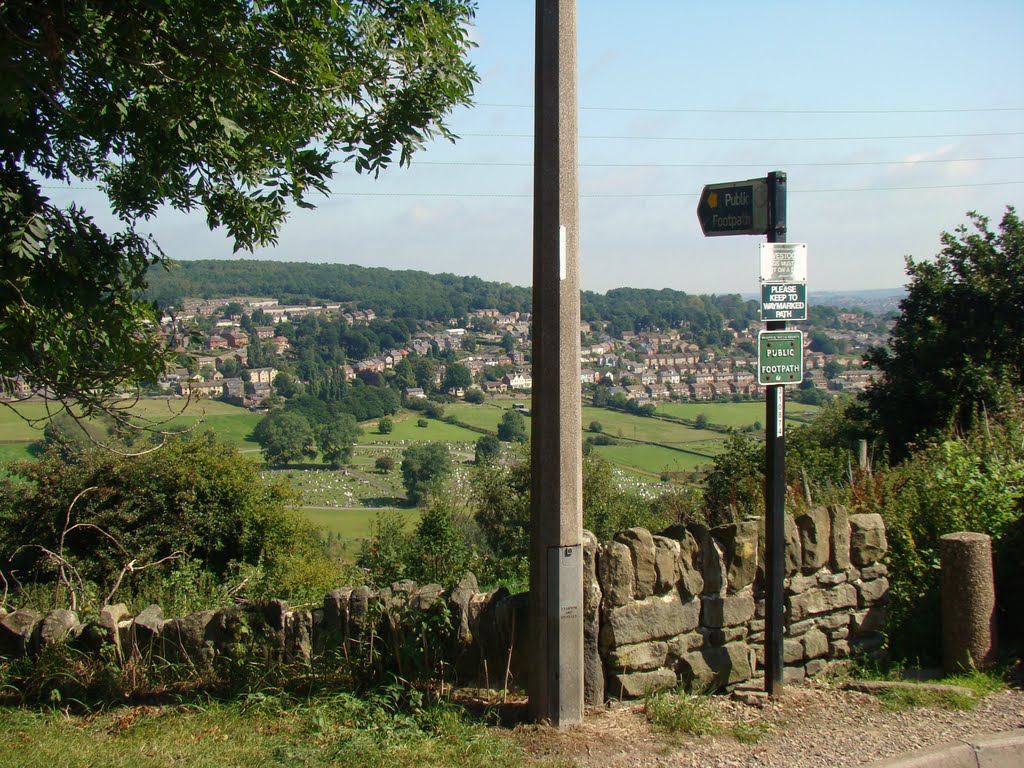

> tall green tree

[
  {"left": 861, "top": 208, "right": 1024, "bottom": 459},
  {"left": 0, "top": 0, "right": 477, "bottom": 421},
  {"left": 400, "top": 443, "right": 451, "bottom": 506},
  {"left": 317, "top": 413, "right": 363, "bottom": 469},
  {"left": 497, "top": 409, "right": 527, "bottom": 443},
  {"left": 442, "top": 362, "right": 473, "bottom": 392},
  {"left": 253, "top": 410, "right": 316, "bottom": 467}
]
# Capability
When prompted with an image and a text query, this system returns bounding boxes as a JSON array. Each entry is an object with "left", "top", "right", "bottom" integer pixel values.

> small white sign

[{"left": 760, "top": 243, "right": 808, "bottom": 283}]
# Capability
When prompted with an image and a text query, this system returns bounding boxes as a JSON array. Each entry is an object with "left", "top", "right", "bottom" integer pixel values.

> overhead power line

[
  {"left": 419, "top": 156, "right": 1024, "bottom": 170},
  {"left": 462, "top": 131, "right": 1024, "bottom": 142},
  {"left": 475, "top": 102, "right": 1024, "bottom": 115}
]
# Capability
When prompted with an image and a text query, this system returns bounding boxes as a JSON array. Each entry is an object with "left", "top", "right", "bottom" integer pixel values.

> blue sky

[{"left": 54, "top": 1, "right": 1024, "bottom": 295}]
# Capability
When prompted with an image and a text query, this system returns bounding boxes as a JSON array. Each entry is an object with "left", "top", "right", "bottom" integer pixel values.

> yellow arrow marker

[{"left": 707, "top": 191, "right": 718, "bottom": 208}]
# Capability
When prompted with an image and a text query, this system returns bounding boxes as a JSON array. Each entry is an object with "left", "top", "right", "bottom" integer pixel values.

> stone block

[
  {"left": 608, "top": 668, "right": 678, "bottom": 699},
  {"left": 783, "top": 665, "right": 806, "bottom": 686},
  {"left": 39, "top": 610, "right": 79, "bottom": 647},
  {"left": 851, "top": 606, "right": 888, "bottom": 634},
  {"left": 678, "top": 643, "right": 753, "bottom": 691},
  {"left": 582, "top": 530, "right": 604, "bottom": 707},
  {"left": 697, "top": 626, "right": 747, "bottom": 647},
  {"left": 652, "top": 535, "right": 680, "bottom": 595},
  {"left": 817, "top": 571, "right": 848, "bottom": 586},
  {"left": 795, "top": 507, "right": 831, "bottom": 573},
  {"left": 805, "top": 658, "right": 829, "bottom": 678},
  {"left": 787, "top": 574, "right": 817, "bottom": 594},
  {"left": 710, "top": 521, "right": 759, "bottom": 593},
  {"left": 786, "top": 618, "right": 817, "bottom": 637},
  {"left": 598, "top": 540, "right": 635, "bottom": 608},
  {"left": 600, "top": 591, "right": 700, "bottom": 648},
  {"left": 129, "top": 604, "right": 165, "bottom": 654},
  {"left": 606, "top": 640, "right": 669, "bottom": 672},
  {"left": 831, "top": 627, "right": 850, "bottom": 640},
  {"left": 849, "top": 513, "right": 888, "bottom": 566},
  {"left": 160, "top": 609, "right": 216, "bottom": 664},
  {"left": 861, "top": 563, "right": 888, "bottom": 580},
  {"left": 0, "top": 609, "right": 41, "bottom": 657},
  {"left": 831, "top": 639, "right": 850, "bottom": 658},
  {"left": 660, "top": 525, "right": 705, "bottom": 599},
  {"left": 701, "top": 591, "right": 755, "bottom": 628},
  {"left": 757, "top": 516, "right": 802, "bottom": 578},
  {"left": 802, "top": 629, "right": 829, "bottom": 660},
  {"left": 828, "top": 504, "right": 851, "bottom": 571},
  {"left": 817, "top": 613, "right": 851, "bottom": 631},
  {"left": 787, "top": 584, "right": 858, "bottom": 622},
  {"left": 687, "top": 524, "right": 726, "bottom": 595},
  {"left": 783, "top": 638, "right": 804, "bottom": 663},
  {"left": 616, "top": 528, "right": 657, "bottom": 599},
  {"left": 667, "top": 631, "right": 705, "bottom": 656},
  {"left": 858, "top": 577, "right": 890, "bottom": 605}
]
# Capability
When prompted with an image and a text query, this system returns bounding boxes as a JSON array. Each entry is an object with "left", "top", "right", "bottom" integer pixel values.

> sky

[{"left": 51, "top": 0, "right": 1024, "bottom": 296}]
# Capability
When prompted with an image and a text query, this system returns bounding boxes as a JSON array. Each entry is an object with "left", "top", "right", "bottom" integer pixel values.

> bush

[
  {"left": 852, "top": 408, "right": 1024, "bottom": 662},
  {"left": 375, "top": 456, "right": 396, "bottom": 473},
  {"left": 0, "top": 435, "right": 333, "bottom": 611}
]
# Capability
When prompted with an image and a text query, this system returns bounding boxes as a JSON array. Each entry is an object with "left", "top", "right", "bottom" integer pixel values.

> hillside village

[{"left": 132, "top": 295, "right": 892, "bottom": 410}]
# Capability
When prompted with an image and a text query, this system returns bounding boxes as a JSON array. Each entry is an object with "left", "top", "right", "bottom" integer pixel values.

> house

[
  {"left": 205, "top": 334, "right": 228, "bottom": 351},
  {"left": 481, "top": 380, "right": 507, "bottom": 395},
  {"left": 646, "top": 383, "right": 670, "bottom": 399},
  {"left": 248, "top": 367, "right": 278, "bottom": 386},
  {"left": 502, "top": 371, "right": 533, "bottom": 391},
  {"left": 405, "top": 387, "right": 427, "bottom": 399}
]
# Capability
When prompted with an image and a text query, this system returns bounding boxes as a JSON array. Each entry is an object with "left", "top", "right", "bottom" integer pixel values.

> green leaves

[{"left": 1, "top": 0, "right": 477, "bottom": 413}]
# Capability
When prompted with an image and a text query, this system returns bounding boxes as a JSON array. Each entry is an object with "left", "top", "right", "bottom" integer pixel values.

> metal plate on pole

[
  {"left": 759, "top": 242, "right": 807, "bottom": 282},
  {"left": 760, "top": 282, "right": 807, "bottom": 321},
  {"left": 758, "top": 330, "right": 804, "bottom": 385},
  {"left": 696, "top": 178, "right": 768, "bottom": 236}
]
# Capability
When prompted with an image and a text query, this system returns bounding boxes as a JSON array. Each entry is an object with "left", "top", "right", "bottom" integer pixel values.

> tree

[
  {"left": 442, "top": 362, "right": 473, "bottom": 393},
  {"left": 463, "top": 387, "right": 485, "bottom": 404},
  {"left": 317, "top": 413, "right": 362, "bottom": 469},
  {"left": 1, "top": 1, "right": 477, "bottom": 422},
  {"left": 474, "top": 434, "right": 501, "bottom": 464},
  {"left": 401, "top": 443, "right": 451, "bottom": 505},
  {"left": 861, "top": 208, "right": 1024, "bottom": 459},
  {"left": 378, "top": 416, "right": 394, "bottom": 435},
  {"left": 253, "top": 410, "right": 316, "bottom": 467},
  {"left": 497, "top": 409, "right": 528, "bottom": 443}
]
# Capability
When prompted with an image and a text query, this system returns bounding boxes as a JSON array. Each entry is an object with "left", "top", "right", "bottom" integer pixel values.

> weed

[{"left": 644, "top": 687, "right": 717, "bottom": 737}]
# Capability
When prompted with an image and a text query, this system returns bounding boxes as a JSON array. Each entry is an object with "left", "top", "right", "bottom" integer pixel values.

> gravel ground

[{"left": 514, "top": 679, "right": 1024, "bottom": 768}]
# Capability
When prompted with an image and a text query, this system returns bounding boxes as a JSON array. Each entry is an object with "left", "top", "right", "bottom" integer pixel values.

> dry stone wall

[{"left": 0, "top": 506, "right": 888, "bottom": 702}]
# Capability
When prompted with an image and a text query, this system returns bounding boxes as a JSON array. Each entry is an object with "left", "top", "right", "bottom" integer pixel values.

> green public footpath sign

[{"left": 758, "top": 330, "right": 804, "bottom": 385}]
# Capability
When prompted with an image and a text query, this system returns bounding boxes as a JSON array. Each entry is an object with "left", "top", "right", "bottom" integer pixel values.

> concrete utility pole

[{"left": 529, "top": 0, "right": 584, "bottom": 727}]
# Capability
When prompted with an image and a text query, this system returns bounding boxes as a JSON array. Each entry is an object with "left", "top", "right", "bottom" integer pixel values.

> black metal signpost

[
  {"left": 696, "top": 170, "right": 789, "bottom": 697},
  {"left": 763, "top": 171, "right": 787, "bottom": 697}
]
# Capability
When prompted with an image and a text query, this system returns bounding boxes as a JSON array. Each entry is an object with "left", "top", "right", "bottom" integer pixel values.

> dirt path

[{"left": 512, "top": 681, "right": 1024, "bottom": 768}]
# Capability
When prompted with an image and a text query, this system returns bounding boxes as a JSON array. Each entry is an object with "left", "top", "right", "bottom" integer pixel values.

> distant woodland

[{"left": 145, "top": 260, "right": 760, "bottom": 343}]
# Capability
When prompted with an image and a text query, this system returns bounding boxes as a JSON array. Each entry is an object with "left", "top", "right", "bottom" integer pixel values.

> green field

[
  {"left": 593, "top": 441, "right": 718, "bottom": 475},
  {"left": 358, "top": 411, "right": 484, "bottom": 444},
  {"left": 656, "top": 400, "right": 818, "bottom": 429}
]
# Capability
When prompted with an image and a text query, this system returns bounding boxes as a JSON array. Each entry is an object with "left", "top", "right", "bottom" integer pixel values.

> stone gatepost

[{"left": 940, "top": 532, "right": 997, "bottom": 673}]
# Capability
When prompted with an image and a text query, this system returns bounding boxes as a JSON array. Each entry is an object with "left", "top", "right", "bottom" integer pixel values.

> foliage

[
  {"left": 474, "top": 434, "right": 501, "bottom": 464},
  {"left": 253, "top": 410, "right": 316, "bottom": 466},
  {"left": 406, "top": 495, "right": 469, "bottom": 586},
  {"left": 702, "top": 431, "right": 764, "bottom": 525},
  {"left": 375, "top": 456, "right": 396, "bottom": 473},
  {"left": 0, "top": 688, "right": 562, "bottom": 768},
  {"left": 463, "top": 387, "right": 485, "bottom": 404},
  {"left": 378, "top": 416, "right": 394, "bottom": 435},
  {"left": 400, "top": 443, "right": 451, "bottom": 505},
  {"left": 1, "top": 0, "right": 477, "bottom": 419},
  {"left": 861, "top": 208, "right": 1024, "bottom": 460},
  {"left": 496, "top": 409, "right": 527, "bottom": 443},
  {"left": 359, "top": 511, "right": 412, "bottom": 586},
  {"left": 316, "top": 413, "right": 363, "bottom": 468},
  {"left": 442, "top": 363, "right": 472, "bottom": 393},
  {"left": 852, "top": 407, "right": 1024, "bottom": 662},
  {"left": 0, "top": 435, "right": 331, "bottom": 607}
]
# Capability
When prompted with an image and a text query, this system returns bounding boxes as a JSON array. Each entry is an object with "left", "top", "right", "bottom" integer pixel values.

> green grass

[
  {"left": 593, "top": 442, "right": 716, "bottom": 475},
  {"left": 656, "top": 401, "right": 818, "bottom": 429},
  {"left": 0, "top": 692, "right": 568, "bottom": 768},
  {"left": 644, "top": 687, "right": 771, "bottom": 743},
  {"left": 359, "top": 412, "right": 484, "bottom": 444}
]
